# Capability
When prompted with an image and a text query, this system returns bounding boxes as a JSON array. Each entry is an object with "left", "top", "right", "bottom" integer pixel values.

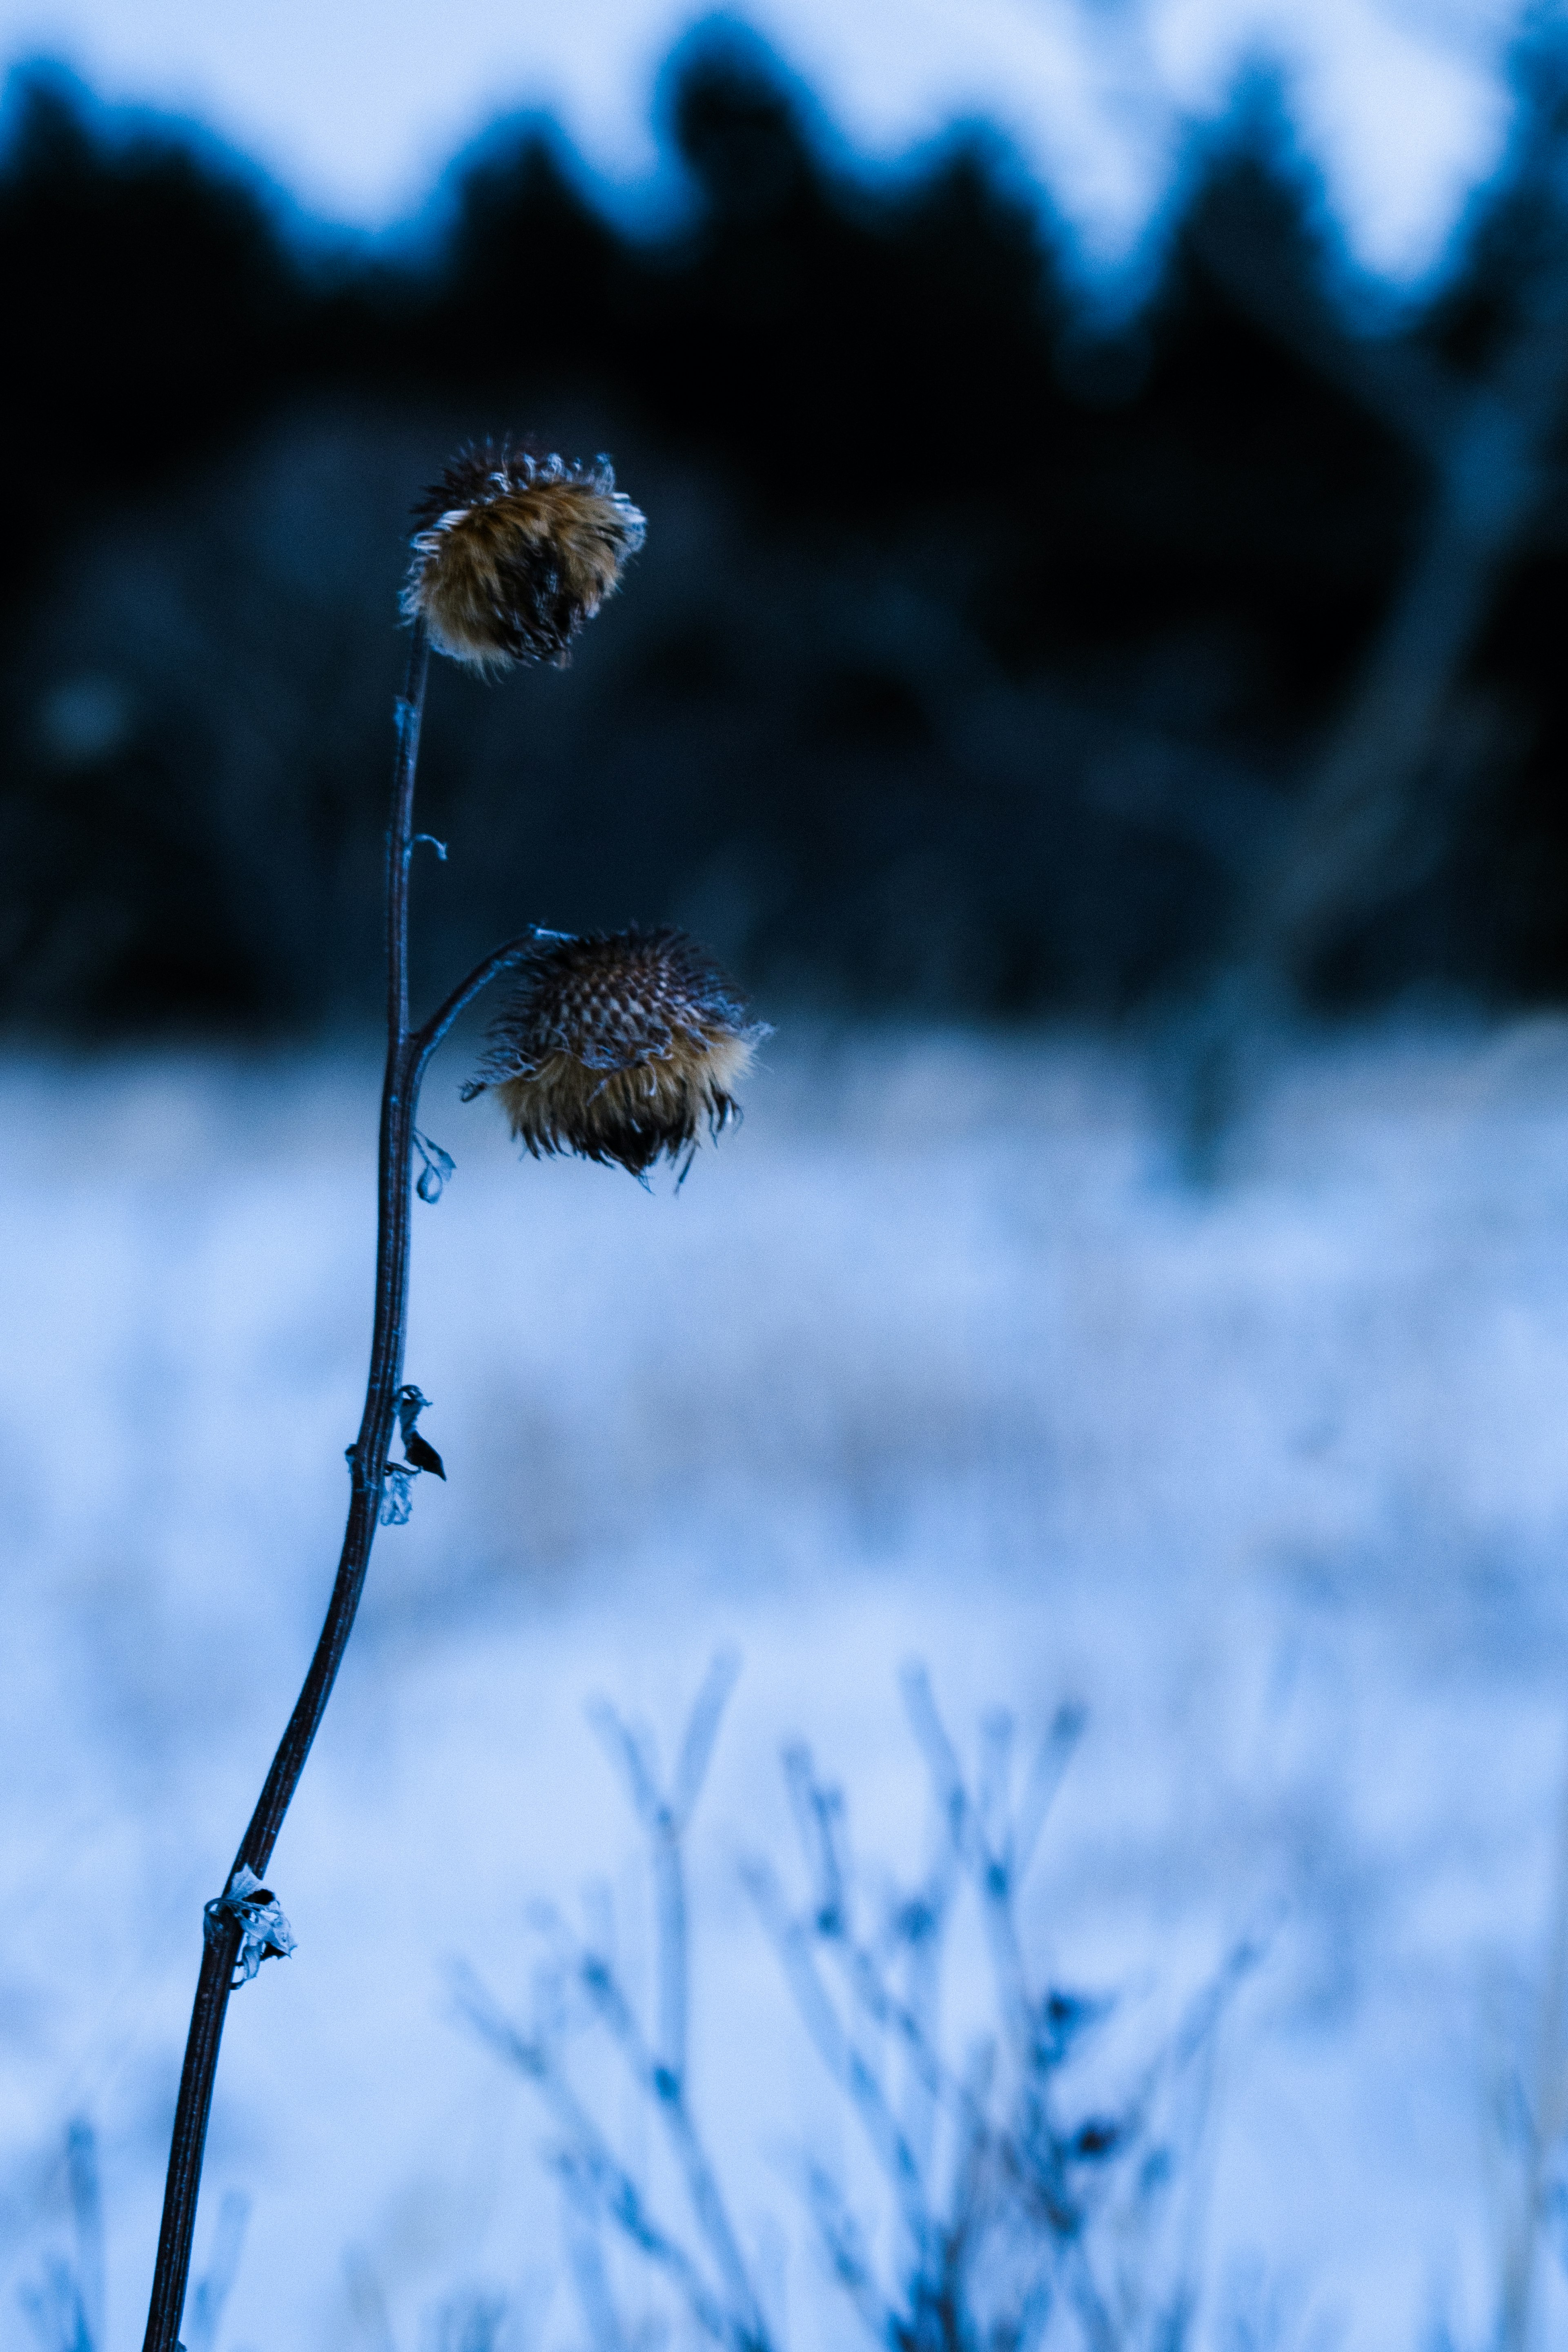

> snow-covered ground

[{"left": 7, "top": 1020, "right": 1568, "bottom": 2351}]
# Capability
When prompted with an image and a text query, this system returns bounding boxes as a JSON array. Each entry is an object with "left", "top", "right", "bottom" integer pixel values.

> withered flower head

[
  {"left": 402, "top": 444, "right": 646, "bottom": 669},
  {"left": 462, "top": 928, "right": 768, "bottom": 1178}
]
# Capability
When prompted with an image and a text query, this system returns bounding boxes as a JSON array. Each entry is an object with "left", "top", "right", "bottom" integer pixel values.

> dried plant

[
  {"left": 457, "top": 1664, "right": 1265, "bottom": 2352},
  {"left": 136, "top": 445, "right": 762, "bottom": 2352},
  {"left": 463, "top": 927, "right": 766, "bottom": 1177},
  {"left": 403, "top": 445, "right": 646, "bottom": 668},
  {"left": 22, "top": 2121, "right": 247, "bottom": 2352}
]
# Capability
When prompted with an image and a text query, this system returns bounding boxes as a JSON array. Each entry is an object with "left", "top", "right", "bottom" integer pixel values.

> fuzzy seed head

[
  {"left": 463, "top": 928, "right": 768, "bottom": 1177},
  {"left": 402, "top": 444, "right": 646, "bottom": 669}
]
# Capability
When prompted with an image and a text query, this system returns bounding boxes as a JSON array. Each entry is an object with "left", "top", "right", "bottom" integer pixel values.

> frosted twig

[
  {"left": 458, "top": 1659, "right": 768, "bottom": 2352},
  {"left": 184, "top": 2192, "right": 250, "bottom": 2352},
  {"left": 452, "top": 1965, "right": 739, "bottom": 2348},
  {"left": 743, "top": 1854, "right": 934, "bottom": 2256},
  {"left": 67, "top": 2119, "right": 104, "bottom": 2352},
  {"left": 899, "top": 1668, "right": 1120, "bottom": 2347},
  {"left": 558, "top": 2160, "right": 631, "bottom": 2352},
  {"left": 568, "top": 1938, "right": 769, "bottom": 2345},
  {"left": 580, "top": 1658, "right": 767, "bottom": 2350},
  {"left": 802, "top": 2163, "right": 905, "bottom": 2349},
  {"left": 205, "top": 1865, "right": 296, "bottom": 1989},
  {"left": 589, "top": 1649, "right": 740, "bottom": 2085}
]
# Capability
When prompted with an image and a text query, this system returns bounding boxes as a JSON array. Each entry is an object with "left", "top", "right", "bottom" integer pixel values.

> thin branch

[
  {"left": 802, "top": 2163, "right": 909, "bottom": 2352},
  {"left": 1013, "top": 1707, "right": 1088, "bottom": 1886},
  {"left": 558, "top": 2164, "right": 631, "bottom": 2352},
  {"left": 978, "top": 1709, "right": 1014, "bottom": 1874},
  {"left": 832, "top": 1915, "right": 977, "bottom": 2136},
  {"left": 588, "top": 1703, "right": 662, "bottom": 1824},
  {"left": 1058, "top": 2238, "right": 1120, "bottom": 2352},
  {"left": 744, "top": 1856, "right": 935, "bottom": 2258},
  {"left": 783, "top": 1744, "right": 851, "bottom": 1933},
  {"left": 899, "top": 1668, "right": 1125, "bottom": 2352},
  {"left": 902, "top": 1669, "right": 1037, "bottom": 2074},
  {"left": 777, "top": 1750, "right": 977, "bottom": 2155},
  {"left": 453, "top": 1967, "right": 738, "bottom": 2350},
  {"left": 588, "top": 1653, "right": 740, "bottom": 2092},
  {"left": 672, "top": 1650, "right": 744, "bottom": 1831},
  {"left": 185, "top": 2193, "right": 250, "bottom": 2352},
  {"left": 65, "top": 2120, "right": 104, "bottom": 2352},
  {"left": 410, "top": 928, "right": 564, "bottom": 1078},
  {"left": 572, "top": 1928, "right": 770, "bottom": 2347},
  {"left": 496, "top": 1664, "right": 763, "bottom": 2350},
  {"left": 895, "top": 1865, "right": 953, "bottom": 2190},
  {"left": 552, "top": 2146, "right": 735, "bottom": 2351}
]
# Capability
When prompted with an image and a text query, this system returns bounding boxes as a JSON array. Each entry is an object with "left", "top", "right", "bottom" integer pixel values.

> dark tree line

[{"left": 2, "top": 26, "right": 1566, "bottom": 1032}]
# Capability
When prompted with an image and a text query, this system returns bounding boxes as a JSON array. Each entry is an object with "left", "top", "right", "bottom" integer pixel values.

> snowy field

[{"left": 7, "top": 1020, "right": 1568, "bottom": 2350}]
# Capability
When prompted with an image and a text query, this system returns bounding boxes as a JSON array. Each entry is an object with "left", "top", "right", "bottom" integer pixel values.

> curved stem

[
  {"left": 408, "top": 927, "right": 562, "bottom": 1080},
  {"left": 141, "top": 622, "right": 432, "bottom": 2352}
]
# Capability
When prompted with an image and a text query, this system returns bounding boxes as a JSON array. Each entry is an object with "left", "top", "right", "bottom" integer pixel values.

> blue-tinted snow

[{"left": 4, "top": 1020, "right": 1568, "bottom": 2348}]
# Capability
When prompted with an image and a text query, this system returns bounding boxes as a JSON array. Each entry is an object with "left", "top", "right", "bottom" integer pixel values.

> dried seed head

[
  {"left": 463, "top": 928, "right": 768, "bottom": 1178},
  {"left": 402, "top": 444, "right": 646, "bottom": 669}
]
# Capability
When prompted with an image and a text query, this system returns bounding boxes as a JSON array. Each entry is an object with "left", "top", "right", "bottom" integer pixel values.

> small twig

[
  {"left": 744, "top": 1855, "right": 935, "bottom": 2258},
  {"left": 672, "top": 1651, "right": 744, "bottom": 1829},
  {"left": 588, "top": 1651, "right": 740, "bottom": 2094},
  {"left": 902, "top": 1668, "right": 1062, "bottom": 2083},
  {"left": 462, "top": 1661, "right": 767, "bottom": 2352},
  {"left": 453, "top": 1967, "right": 736, "bottom": 2348},
  {"left": 184, "top": 2192, "right": 250, "bottom": 2352},
  {"left": 831, "top": 1913, "right": 976, "bottom": 2136},
  {"left": 900, "top": 1668, "right": 1123, "bottom": 2348},
  {"left": 65, "top": 2119, "right": 105, "bottom": 2352},
  {"left": 581, "top": 1662, "right": 767, "bottom": 2349},
  {"left": 558, "top": 2161, "right": 631, "bottom": 2352},
  {"left": 410, "top": 928, "right": 559, "bottom": 1077},
  {"left": 552, "top": 2145, "right": 734, "bottom": 2350},
  {"left": 782, "top": 1744, "right": 850, "bottom": 1935},
  {"left": 801, "top": 2163, "right": 906, "bottom": 2350},
  {"left": 887, "top": 1835, "right": 959, "bottom": 2189},
  {"left": 777, "top": 1748, "right": 976, "bottom": 2147},
  {"left": 1013, "top": 1704, "right": 1089, "bottom": 1885},
  {"left": 569, "top": 1938, "right": 769, "bottom": 2345},
  {"left": 21, "top": 2121, "right": 108, "bottom": 2352}
]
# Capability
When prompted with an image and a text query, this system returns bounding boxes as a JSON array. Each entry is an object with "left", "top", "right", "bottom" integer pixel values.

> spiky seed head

[
  {"left": 402, "top": 444, "right": 646, "bottom": 669},
  {"left": 462, "top": 928, "right": 769, "bottom": 1178}
]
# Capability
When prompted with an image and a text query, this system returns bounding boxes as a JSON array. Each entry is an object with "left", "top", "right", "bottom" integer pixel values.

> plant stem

[{"left": 141, "top": 624, "right": 435, "bottom": 2352}]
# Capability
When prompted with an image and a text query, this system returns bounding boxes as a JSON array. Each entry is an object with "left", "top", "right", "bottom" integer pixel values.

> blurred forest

[{"left": 3, "top": 23, "right": 1568, "bottom": 1034}]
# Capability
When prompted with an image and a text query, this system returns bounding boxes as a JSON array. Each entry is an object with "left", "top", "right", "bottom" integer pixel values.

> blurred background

[
  {"left": 2, "top": 0, "right": 1566, "bottom": 1041},
  {"left": 7, "top": 1, "right": 1568, "bottom": 2347}
]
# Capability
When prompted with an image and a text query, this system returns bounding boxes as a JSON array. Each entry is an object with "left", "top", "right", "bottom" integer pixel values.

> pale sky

[{"left": 0, "top": 0, "right": 1540, "bottom": 281}]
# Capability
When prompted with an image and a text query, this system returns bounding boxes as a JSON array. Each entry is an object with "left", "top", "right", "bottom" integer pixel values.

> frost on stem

[
  {"left": 463, "top": 927, "right": 769, "bottom": 1180},
  {"left": 402, "top": 445, "right": 646, "bottom": 669},
  {"left": 380, "top": 1466, "right": 416, "bottom": 1527},
  {"left": 205, "top": 1866, "right": 296, "bottom": 1988}
]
